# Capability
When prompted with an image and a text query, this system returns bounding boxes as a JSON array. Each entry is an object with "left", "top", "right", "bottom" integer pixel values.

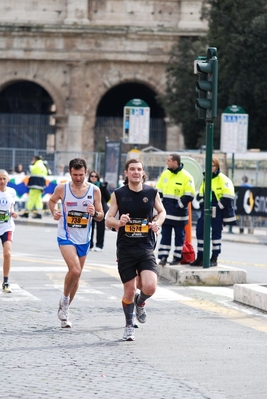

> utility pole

[{"left": 195, "top": 47, "right": 218, "bottom": 268}]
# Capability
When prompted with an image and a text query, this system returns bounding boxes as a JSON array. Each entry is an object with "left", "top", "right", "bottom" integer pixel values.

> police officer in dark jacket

[{"left": 88, "top": 171, "right": 110, "bottom": 251}]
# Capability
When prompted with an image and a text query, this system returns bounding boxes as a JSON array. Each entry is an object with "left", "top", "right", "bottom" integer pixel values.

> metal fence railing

[{"left": 1, "top": 147, "right": 267, "bottom": 235}]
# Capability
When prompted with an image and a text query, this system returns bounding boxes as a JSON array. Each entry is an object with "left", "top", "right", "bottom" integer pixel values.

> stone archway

[
  {"left": 0, "top": 80, "right": 56, "bottom": 149},
  {"left": 94, "top": 81, "right": 166, "bottom": 152}
]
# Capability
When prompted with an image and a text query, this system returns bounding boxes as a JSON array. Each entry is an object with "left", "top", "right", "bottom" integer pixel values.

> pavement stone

[
  {"left": 2, "top": 215, "right": 266, "bottom": 398},
  {"left": 1, "top": 293, "right": 224, "bottom": 399}
]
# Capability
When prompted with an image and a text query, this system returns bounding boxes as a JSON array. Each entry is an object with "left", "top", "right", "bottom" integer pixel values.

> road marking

[
  {"left": 11, "top": 266, "right": 91, "bottom": 272},
  {"left": 190, "top": 286, "right": 233, "bottom": 298},
  {"left": 111, "top": 284, "right": 193, "bottom": 301},
  {"left": 220, "top": 259, "right": 267, "bottom": 268},
  {"left": 153, "top": 286, "right": 193, "bottom": 301},
  {"left": 179, "top": 298, "right": 267, "bottom": 333},
  {"left": 0, "top": 284, "right": 40, "bottom": 301}
]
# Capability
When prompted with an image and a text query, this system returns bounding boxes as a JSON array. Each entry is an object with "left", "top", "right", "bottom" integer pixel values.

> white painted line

[
  {"left": 10, "top": 267, "right": 91, "bottom": 272},
  {"left": 111, "top": 284, "right": 192, "bottom": 301},
  {"left": 190, "top": 286, "right": 233, "bottom": 298},
  {"left": 153, "top": 286, "right": 193, "bottom": 301},
  {"left": 0, "top": 284, "right": 40, "bottom": 301}
]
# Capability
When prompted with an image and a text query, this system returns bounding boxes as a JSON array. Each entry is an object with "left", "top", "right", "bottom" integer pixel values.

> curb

[
  {"left": 158, "top": 264, "right": 247, "bottom": 286},
  {"left": 234, "top": 284, "right": 267, "bottom": 312}
]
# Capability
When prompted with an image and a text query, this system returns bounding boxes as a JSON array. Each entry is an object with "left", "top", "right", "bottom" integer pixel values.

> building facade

[{"left": 0, "top": 0, "right": 207, "bottom": 157}]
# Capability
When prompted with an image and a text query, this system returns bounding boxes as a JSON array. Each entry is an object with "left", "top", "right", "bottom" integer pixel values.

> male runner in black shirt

[{"left": 106, "top": 159, "right": 166, "bottom": 341}]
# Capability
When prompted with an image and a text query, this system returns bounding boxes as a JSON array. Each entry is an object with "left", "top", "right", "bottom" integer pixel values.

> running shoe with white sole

[
  {"left": 133, "top": 313, "right": 139, "bottom": 328},
  {"left": 122, "top": 325, "right": 135, "bottom": 341},
  {"left": 2, "top": 283, "right": 12, "bottom": 293},
  {"left": 58, "top": 299, "right": 70, "bottom": 320},
  {"left": 134, "top": 293, "right": 147, "bottom": 323},
  {"left": 61, "top": 320, "right": 72, "bottom": 328},
  {"left": 58, "top": 299, "right": 69, "bottom": 320},
  {"left": 58, "top": 299, "right": 72, "bottom": 328}
]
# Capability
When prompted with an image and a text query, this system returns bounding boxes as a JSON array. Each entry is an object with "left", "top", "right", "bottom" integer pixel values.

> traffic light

[{"left": 195, "top": 47, "right": 218, "bottom": 120}]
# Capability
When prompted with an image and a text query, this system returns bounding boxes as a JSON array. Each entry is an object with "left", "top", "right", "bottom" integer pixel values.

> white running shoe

[
  {"left": 58, "top": 299, "right": 69, "bottom": 321},
  {"left": 61, "top": 320, "right": 72, "bottom": 328},
  {"left": 94, "top": 247, "right": 102, "bottom": 252},
  {"left": 2, "top": 283, "right": 12, "bottom": 293},
  {"left": 58, "top": 299, "right": 72, "bottom": 328},
  {"left": 122, "top": 325, "right": 135, "bottom": 341}
]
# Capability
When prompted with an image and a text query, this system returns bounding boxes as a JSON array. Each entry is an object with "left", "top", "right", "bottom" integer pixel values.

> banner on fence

[
  {"left": 7, "top": 175, "right": 71, "bottom": 203},
  {"left": 235, "top": 187, "right": 267, "bottom": 217}
]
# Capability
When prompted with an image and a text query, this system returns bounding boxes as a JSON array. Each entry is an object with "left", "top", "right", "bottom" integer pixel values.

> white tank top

[
  {"left": 57, "top": 182, "right": 95, "bottom": 245},
  {"left": 0, "top": 187, "right": 16, "bottom": 235}
]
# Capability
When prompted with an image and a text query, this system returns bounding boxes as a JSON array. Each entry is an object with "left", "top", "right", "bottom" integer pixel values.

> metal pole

[
  {"left": 228, "top": 153, "right": 235, "bottom": 233},
  {"left": 203, "top": 122, "right": 214, "bottom": 268}
]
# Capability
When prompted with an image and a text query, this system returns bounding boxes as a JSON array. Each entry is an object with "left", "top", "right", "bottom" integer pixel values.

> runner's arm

[
  {"left": 48, "top": 184, "right": 64, "bottom": 220},
  {"left": 105, "top": 192, "right": 130, "bottom": 230}
]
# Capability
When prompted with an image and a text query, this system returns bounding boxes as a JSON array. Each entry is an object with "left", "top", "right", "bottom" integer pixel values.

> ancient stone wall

[{"left": 0, "top": 0, "right": 207, "bottom": 152}]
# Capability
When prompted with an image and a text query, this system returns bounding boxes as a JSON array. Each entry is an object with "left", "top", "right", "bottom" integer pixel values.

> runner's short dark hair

[{"left": 69, "top": 158, "right": 87, "bottom": 171}]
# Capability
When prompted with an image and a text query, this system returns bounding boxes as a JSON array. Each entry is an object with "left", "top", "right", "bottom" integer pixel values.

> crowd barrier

[
  {"left": 7, "top": 175, "right": 267, "bottom": 221},
  {"left": 7, "top": 174, "right": 71, "bottom": 204}
]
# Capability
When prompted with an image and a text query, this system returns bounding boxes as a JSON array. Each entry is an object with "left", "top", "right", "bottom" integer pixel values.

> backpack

[{"left": 181, "top": 241, "right": 195, "bottom": 264}]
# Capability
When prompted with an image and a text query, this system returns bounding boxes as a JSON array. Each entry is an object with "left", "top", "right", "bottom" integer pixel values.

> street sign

[
  {"left": 220, "top": 105, "right": 248, "bottom": 153},
  {"left": 123, "top": 99, "right": 150, "bottom": 144}
]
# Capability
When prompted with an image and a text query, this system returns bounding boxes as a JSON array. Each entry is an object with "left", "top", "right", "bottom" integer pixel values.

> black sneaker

[
  {"left": 19, "top": 212, "right": 29, "bottom": 218},
  {"left": 32, "top": 213, "right": 42, "bottom": 219},
  {"left": 134, "top": 293, "right": 147, "bottom": 324},
  {"left": 190, "top": 257, "right": 203, "bottom": 267},
  {"left": 210, "top": 257, "right": 218, "bottom": 267},
  {"left": 158, "top": 257, "right": 167, "bottom": 266}
]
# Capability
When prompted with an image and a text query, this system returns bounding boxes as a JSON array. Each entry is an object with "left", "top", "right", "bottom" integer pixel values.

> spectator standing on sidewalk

[
  {"left": 190, "top": 157, "right": 237, "bottom": 267},
  {"left": 14, "top": 163, "right": 25, "bottom": 211},
  {"left": 20, "top": 155, "right": 47, "bottom": 219},
  {"left": 14, "top": 163, "right": 25, "bottom": 176},
  {"left": 156, "top": 153, "right": 195, "bottom": 266},
  {"left": 0, "top": 169, "right": 18, "bottom": 293},
  {"left": 105, "top": 158, "right": 166, "bottom": 341},
  {"left": 88, "top": 171, "right": 110, "bottom": 251},
  {"left": 48, "top": 158, "right": 104, "bottom": 328}
]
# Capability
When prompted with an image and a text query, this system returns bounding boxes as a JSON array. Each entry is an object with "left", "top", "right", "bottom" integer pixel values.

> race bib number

[
  {"left": 125, "top": 218, "right": 149, "bottom": 237},
  {"left": 0, "top": 210, "right": 10, "bottom": 223},
  {"left": 67, "top": 210, "right": 89, "bottom": 228}
]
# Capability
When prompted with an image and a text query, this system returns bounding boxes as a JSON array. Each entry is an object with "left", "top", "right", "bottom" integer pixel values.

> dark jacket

[{"left": 100, "top": 182, "right": 111, "bottom": 214}]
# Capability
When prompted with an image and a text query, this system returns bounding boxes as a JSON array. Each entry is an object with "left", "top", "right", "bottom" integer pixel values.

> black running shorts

[{"left": 117, "top": 246, "right": 158, "bottom": 283}]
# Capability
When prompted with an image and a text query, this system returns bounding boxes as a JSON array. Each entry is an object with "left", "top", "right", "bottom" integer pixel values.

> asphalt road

[{"left": 1, "top": 224, "right": 267, "bottom": 398}]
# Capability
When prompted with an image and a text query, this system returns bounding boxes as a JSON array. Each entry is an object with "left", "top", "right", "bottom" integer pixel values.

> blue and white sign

[
  {"left": 123, "top": 99, "right": 150, "bottom": 144},
  {"left": 220, "top": 106, "right": 248, "bottom": 153}
]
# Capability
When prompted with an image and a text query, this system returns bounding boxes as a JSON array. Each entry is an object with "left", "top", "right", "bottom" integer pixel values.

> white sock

[{"left": 62, "top": 294, "right": 69, "bottom": 304}]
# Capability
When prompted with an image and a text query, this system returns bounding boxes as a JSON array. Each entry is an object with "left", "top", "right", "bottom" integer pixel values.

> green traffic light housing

[{"left": 195, "top": 47, "right": 218, "bottom": 121}]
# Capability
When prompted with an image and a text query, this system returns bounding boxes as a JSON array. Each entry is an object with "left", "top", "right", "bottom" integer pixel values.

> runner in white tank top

[
  {"left": 57, "top": 182, "right": 95, "bottom": 245},
  {"left": 0, "top": 169, "right": 18, "bottom": 294},
  {"left": 49, "top": 158, "right": 104, "bottom": 328}
]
